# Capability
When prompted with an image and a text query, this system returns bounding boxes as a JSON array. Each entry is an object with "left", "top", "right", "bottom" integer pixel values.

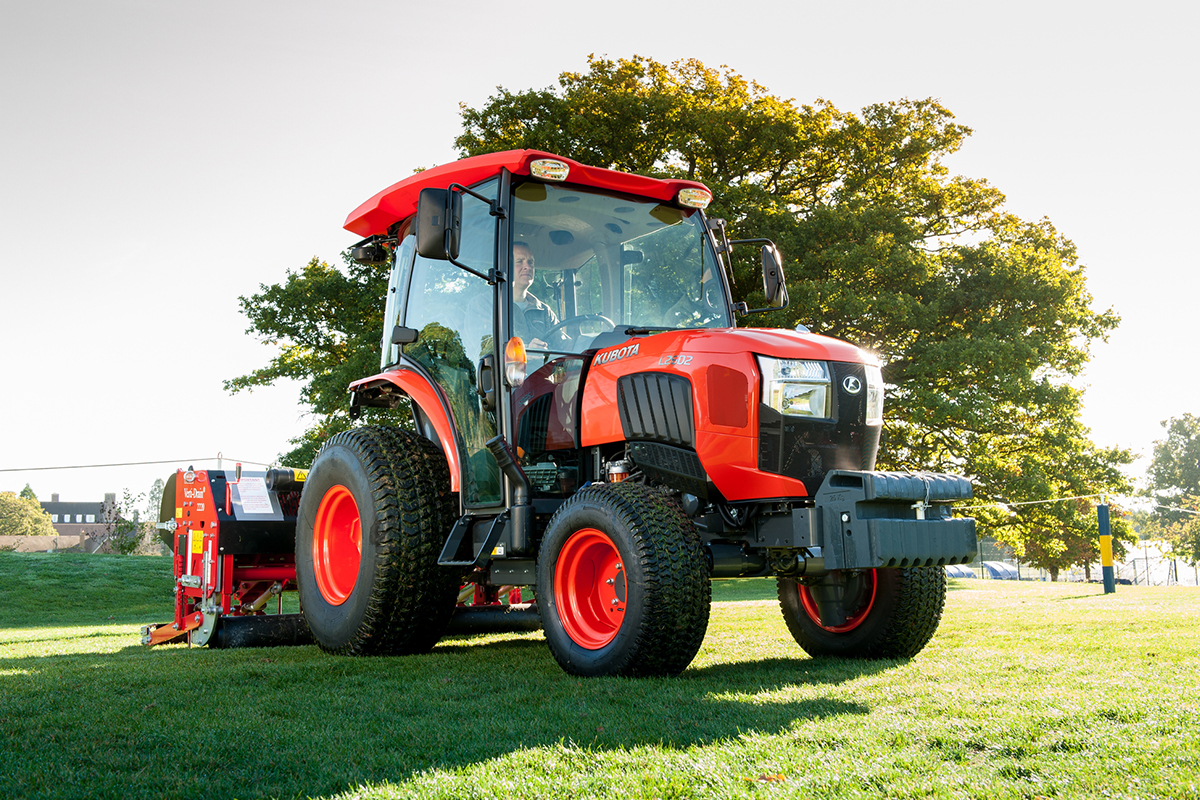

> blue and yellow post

[{"left": 1098, "top": 499, "right": 1116, "bottom": 594}]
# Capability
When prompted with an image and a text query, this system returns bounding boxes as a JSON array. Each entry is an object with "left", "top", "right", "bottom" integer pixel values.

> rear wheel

[
  {"left": 778, "top": 567, "right": 946, "bottom": 658},
  {"left": 296, "top": 427, "right": 458, "bottom": 655},
  {"left": 537, "top": 482, "right": 710, "bottom": 677}
]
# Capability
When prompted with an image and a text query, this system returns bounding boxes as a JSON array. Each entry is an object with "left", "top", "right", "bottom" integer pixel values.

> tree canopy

[
  {"left": 0, "top": 491, "right": 56, "bottom": 537},
  {"left": 231, "top": 55, "right": 1132, "bottom": 575}
]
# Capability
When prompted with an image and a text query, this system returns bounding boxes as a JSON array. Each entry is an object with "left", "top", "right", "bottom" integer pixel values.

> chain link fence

[{"left": 962, "top": 538, "right": 1199, "bottom": 586}]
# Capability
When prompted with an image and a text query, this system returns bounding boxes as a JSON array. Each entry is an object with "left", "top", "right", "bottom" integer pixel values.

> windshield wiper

[{"left": 623, "top": 326, "right": 675, "bottom": 336}]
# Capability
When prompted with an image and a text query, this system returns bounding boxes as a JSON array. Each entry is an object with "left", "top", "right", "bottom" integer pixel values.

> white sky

[{"left": 1, "top": 0, "right": 1195, "bottom": 504}]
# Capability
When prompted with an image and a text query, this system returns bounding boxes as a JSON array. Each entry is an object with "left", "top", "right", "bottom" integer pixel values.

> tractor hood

[{"left": 605, "top": 327, "right": 874, "bottom": 365}]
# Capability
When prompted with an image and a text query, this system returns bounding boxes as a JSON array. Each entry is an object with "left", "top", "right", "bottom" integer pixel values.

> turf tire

[
  {"left": 296, "top": 427, "right": 458, "bottom": 655},
  {"left": 778, "top": 566, "right": 946, "bottom": 659},
  {"left": 537, "top": 482, "right": 710, "bottom": 677}
]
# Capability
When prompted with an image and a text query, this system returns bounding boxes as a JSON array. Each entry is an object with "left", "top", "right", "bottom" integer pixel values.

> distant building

[{"left": 38, "top": 493, "right": 117, "bottom": 551}]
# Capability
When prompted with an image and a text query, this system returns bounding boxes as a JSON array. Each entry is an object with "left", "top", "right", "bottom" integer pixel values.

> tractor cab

[{"left": 351, "top": 152, "right": 782, "bottom": 517}]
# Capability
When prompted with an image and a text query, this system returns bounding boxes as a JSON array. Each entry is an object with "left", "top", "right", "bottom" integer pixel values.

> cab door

[{"left": 401, "top": 179, "right": 503, "bottom": 508}]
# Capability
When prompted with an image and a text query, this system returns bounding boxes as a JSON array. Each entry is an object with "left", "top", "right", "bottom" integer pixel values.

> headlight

[
  {"left": 864, "top": 364, "right": 884, "bottom": 424},
  {"left": 757, "top": 356, "right": 831, "bottom": 418}
]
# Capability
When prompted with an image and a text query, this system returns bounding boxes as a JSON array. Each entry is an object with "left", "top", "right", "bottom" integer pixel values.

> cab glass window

[{"left": 510, "top": 181, "right": 729, "bottom": 357}]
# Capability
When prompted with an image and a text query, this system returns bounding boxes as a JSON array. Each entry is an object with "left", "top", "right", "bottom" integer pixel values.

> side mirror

[
  {"left": 415, "top": 188, "right": 462, "bottom": 261},
  {"left": 390, "top": 325, "right": 418, "bottom": 345},
  {"left": 761, "top": 244, "right": 788, "bottom": 308}
]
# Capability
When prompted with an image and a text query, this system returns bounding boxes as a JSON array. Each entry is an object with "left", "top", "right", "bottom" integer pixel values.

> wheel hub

[
  {"left": 554, "top": 528, "right": 626, "bottom": 649},
  {"left": 312, "top": 484, "right": 362, "bottom": 606}
]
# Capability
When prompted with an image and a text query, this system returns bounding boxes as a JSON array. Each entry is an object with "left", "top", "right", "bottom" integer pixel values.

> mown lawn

[{"left": 1, "top": 552, "right": 1197, "bottom": 799}]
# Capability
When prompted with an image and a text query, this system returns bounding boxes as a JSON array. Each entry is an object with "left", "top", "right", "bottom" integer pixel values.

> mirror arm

[
  {"left": 740, "top": 296, "right": 790, "bottom": 316},
  {"left": 706, "top": 217, "right": 736, "bottom": 286},
  {"left": 449, "top": 183, "right": 506, "bottom": 220},
  {"left": 447, "top": 257, "right": 496, "bottom": 284}
]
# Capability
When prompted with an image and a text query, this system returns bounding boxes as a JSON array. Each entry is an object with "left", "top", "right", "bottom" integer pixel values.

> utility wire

[
  {"left": 957, "top": 496, "right": 1200, "bottom": 517},
  {"left": 955, "top": 493, "right": 1107, "bottom": 512},
  {"left": 1152, "top": 503, "right": 1200, "bottom": 516},
  {"left": 0, "top": 457, "right": 274, "bottom": 473}
]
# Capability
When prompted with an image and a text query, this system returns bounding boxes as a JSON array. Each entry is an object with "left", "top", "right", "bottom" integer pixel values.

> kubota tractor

[{"left": 285, "top": 149, "right": 977, "bottom": 677}]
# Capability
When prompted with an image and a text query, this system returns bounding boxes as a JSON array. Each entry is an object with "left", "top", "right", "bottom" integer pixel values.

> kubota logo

[
  {"left": 595, "top": 342, "right": 640, "bottom": 365},
  {"left": 843, "top": 376, "right": 863, "bottom": 394}
]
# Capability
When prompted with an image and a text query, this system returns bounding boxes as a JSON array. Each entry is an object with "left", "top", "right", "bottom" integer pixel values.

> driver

[{"left": 511, "top": 241, "right": 559, "bottom": 349}]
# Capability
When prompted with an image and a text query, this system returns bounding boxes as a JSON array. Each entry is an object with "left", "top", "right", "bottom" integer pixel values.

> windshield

[{"left": 509, "top": 181, "right": 730, "bottom": 353}]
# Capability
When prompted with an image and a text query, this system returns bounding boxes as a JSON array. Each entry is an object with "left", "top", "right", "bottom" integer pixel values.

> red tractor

[
  {"left": 292, "top": 150, "right": 976, "bottom": 677},
  {"left": 146, "top": 150, "right": 976, "bottom": 675}
]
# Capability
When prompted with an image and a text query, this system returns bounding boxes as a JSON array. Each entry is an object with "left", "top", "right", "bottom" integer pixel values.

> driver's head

[{"left": 513, "top": 242, "right": 536, "bottom": 298}]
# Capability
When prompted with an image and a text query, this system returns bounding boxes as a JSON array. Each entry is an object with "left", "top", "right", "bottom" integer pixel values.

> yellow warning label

[
  {"left": 294, "top": 469, "right": 308, "bottom": 483},
  {"left": 175, "top": 507, "right": 182, "bottom": 519},
  {"left": 191, "top": 533, "right": 203, "bottom": 554}
]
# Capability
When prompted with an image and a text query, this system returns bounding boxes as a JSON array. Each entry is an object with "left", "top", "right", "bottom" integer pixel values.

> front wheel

[
  {"left": 778, "top": 567, "right": 946, "bottom": 659},
  {"left": 537, "top": 483, "right": 710, "bottom": 677}
]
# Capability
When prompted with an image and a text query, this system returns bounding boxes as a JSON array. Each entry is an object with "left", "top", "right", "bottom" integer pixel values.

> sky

[{"left": 1, "top": 0, "right": 1195, "bottom": 506}]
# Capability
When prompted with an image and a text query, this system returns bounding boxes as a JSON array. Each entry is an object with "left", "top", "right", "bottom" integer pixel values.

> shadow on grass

[{"left": 0, "top": 630, "right": 883, "bottom": 800}]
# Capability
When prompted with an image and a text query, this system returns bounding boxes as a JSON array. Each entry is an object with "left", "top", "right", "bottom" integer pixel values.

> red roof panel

[{"left": 343, "top": 149, "right": 712, "bottom": 237}]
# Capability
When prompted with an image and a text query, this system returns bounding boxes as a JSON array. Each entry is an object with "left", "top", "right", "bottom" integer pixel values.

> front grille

[{"left": 617, "top": 372, "right": 695, "bottom": 447}]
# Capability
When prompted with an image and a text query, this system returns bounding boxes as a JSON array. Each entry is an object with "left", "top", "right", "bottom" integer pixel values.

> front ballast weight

[{"left": 729, "top": 470, "right": 977, "bottom": 578}]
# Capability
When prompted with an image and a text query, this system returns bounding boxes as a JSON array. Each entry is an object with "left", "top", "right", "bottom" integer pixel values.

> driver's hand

[{"left": 529, "top": 338, "right": 548, "bottom": 350}]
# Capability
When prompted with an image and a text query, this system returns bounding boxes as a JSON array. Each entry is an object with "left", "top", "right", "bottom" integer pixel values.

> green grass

[{"left": 1, "top": 553, "right": 1198, "bottom": 799}]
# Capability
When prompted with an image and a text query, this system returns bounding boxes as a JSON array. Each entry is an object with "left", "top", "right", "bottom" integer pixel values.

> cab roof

[{"left": 344, "top": 149, "right": 713, "bottom": 237}]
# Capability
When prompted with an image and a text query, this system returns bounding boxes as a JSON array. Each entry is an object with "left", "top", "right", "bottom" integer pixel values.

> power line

[
  {"left": 0, "top": 456, "right": 274, "bottom": 473},
  {"left": 1153, "top": 503, "right": 1200, "bottom": 517},
  {"left": 955, "top": 493, "right": 1107, "bottom": 512},
  {"left": 956, "top": 495, "right": 1200, "bottom": 517}
]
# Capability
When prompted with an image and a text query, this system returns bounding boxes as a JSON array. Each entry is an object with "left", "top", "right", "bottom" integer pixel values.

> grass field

[{"left": 1, "top": 552, "right": 1197, "bottom": 800}]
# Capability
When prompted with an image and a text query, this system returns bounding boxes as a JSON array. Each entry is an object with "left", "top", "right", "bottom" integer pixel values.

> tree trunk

[
  {"left": 1084, "top": 562, "right": 1092, "bottom": 581},
  {"left": 1049, "top": 566, "right": 1059, "bottom": 582}
]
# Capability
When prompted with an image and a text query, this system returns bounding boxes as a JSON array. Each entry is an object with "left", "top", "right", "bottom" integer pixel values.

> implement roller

[{"left": 142, "top": 465, "right": 540, "bottom": 649}]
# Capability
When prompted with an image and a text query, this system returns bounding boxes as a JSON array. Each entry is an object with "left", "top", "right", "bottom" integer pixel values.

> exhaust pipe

[{"left": 486, "top": 436, "right": 533, "bottom": 556}]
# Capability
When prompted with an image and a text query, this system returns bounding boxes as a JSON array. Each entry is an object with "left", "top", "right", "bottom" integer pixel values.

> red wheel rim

[
  {"left": 312, "top": 484, "right": 362, "bottom": 606},
  {"left": 554, "top": 528, "right": 626, "bottom": 649},
  {"left": 799, "top": 569, "right": 878, "bottom": 632}
]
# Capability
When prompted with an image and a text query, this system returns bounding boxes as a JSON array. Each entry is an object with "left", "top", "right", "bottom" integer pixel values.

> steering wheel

[
  {"left": 539, "top": 314, "right": 616, "bottom": 345},
  {"left": 704, "top": 280, "right": 724, "bottom": 310}
]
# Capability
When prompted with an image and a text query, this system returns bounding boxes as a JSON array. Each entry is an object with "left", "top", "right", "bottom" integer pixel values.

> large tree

[{"left": 231, "top": 55, "right": 1132, "bottom": 574}]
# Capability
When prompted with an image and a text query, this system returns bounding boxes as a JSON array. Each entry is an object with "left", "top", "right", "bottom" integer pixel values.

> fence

[{"left": 968, "top": 538, "right": 1198, "bottom": 586}]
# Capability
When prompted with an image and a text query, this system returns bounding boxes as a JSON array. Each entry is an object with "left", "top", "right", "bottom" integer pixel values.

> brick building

[{"left": 37, "top": 493, "right": 117, "bottom": 551}]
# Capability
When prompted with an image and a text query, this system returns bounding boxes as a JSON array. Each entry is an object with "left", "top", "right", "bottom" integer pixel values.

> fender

[{"left": 348, "top": 368, "right": 463, "bottom": 492}]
